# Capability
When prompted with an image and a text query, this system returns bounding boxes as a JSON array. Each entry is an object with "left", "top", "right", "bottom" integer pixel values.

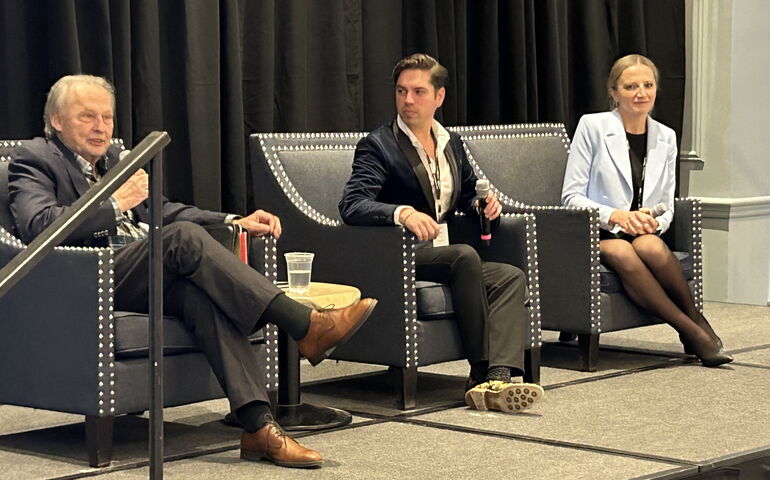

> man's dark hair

[{"left": 392, "top": 53, "right": 449, "bottom": 91}]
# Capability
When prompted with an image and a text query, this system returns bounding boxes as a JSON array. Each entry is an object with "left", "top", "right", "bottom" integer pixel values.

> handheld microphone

[
  {"left": 475, "top": 179, "right": 491, "bottom": 246},
  {"left": 650, "top": 203, "right": 668, "bottom": 218}
]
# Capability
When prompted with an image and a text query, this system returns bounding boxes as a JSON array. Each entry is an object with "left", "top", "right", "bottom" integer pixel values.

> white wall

[{"left": 685, "top": 0, "right": 770, "bottom": 305}]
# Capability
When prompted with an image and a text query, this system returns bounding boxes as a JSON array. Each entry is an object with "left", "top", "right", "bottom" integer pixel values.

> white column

[{"left": 684, "top": 0, "right": 770, "bottom": 305}]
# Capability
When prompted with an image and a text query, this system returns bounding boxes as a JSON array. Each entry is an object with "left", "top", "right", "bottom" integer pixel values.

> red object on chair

[{"left": 239, "top": 231, "right": 249, "bottom": 264}]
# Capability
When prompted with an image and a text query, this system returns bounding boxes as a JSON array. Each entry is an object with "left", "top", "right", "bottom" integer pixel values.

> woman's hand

[{"left": 609, "top": 209, "right": 658, "bottom": 235}]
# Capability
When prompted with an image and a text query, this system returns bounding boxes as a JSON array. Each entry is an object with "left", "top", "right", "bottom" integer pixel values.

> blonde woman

[{"left": 561, "top": 54, "right": 731, "bottom": 367}]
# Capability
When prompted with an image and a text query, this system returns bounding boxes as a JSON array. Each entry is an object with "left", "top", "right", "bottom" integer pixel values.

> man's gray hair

[{"left": 43, "top": 75, "right": 116, "bottom": 138}]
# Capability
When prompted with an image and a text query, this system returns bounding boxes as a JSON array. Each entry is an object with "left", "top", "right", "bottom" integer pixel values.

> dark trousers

[
  {"left": 113, "top": 221, "right": 282, "bottom": 411},
  {"left": 416, "top": 243, "right": 527, "bottom": 372}
]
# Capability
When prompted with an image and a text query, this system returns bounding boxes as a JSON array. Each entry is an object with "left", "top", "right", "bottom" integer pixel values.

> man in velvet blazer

[
  {"left": 8, "top": 74, "right": 376, "bottom": 468},
  {"left": 339, "top": 54, "right": 543, "bottom": 414}
]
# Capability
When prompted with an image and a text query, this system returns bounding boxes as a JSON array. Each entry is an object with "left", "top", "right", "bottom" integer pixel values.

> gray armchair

[
  {"left": 447, "top": 124, "right": 703, "bottom": 371},
  {"left": 0, "top": 139, "right": 278, "bottom": 467},
  {"left": 250, "top": 132, "right": 542, "bottom": 410}
]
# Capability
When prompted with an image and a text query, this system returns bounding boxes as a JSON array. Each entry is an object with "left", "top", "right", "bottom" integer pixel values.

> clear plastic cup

[{"left": 284, "top": 252, "right": 314, "bottom": 295}]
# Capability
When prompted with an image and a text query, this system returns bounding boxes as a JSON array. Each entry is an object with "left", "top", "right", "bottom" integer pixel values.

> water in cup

[
  {"left": 285, "top": 252, "right": 314, "bottom": 295},
  {"left": 288, "top": 270, "right": 311, "bottom": 294}
]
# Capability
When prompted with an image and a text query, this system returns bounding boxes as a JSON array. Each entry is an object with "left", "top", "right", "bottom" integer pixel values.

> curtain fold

[{"left": 0, "top": 0, "right": 685, "bottom": 213}]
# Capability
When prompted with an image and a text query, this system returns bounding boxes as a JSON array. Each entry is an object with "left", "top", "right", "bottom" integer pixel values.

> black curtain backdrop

[{"left": 0, "top": 0, "right": 685, "bottom": 213}]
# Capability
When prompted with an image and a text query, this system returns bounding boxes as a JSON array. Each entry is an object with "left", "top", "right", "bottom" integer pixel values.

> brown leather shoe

[
  {"left": 240, "top": 422, "right": 322, "bottom": 468},
  {"left": 296, "top": 298, "right": 377, "bottom": 366}
]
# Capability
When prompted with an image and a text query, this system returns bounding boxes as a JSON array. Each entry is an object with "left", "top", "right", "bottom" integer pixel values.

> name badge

[{"left": 433, "top": 223, "right": 450, "bottom": 247}]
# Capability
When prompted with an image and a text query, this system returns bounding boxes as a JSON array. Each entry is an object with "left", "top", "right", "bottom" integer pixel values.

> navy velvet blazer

[
  {"left": 339, "top": 121, "right": 478, "bottom": 226},
  {"left": 9, "top": 136, "right": 227, "bottom": 246}
]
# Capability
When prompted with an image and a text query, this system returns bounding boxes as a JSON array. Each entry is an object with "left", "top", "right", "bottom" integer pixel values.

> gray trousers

[
  {"left": 416, "top": 243, "right": 527, "bottom": 373},
  {"left": 113, "top": 221, "right": 282, "bottom": 411}
]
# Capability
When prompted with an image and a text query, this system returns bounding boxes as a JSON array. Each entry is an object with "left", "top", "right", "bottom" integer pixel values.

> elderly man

[
  {"left": 339, "top": 54, "right": 543, "bottom": 413},
  {"left": 9, "top": 74, "right": 376, "bottom": 468}
]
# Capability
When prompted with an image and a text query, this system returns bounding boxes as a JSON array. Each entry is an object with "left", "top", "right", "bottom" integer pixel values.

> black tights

[{"left": 600, "top": 234, "right": 720, "bottom": 352}]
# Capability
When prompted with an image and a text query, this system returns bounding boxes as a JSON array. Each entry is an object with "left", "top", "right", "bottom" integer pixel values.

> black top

[{"left": 626, "top": 131, "right": 647, "bottom": 211}]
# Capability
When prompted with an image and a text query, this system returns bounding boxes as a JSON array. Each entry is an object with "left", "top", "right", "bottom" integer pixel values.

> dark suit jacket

[
  {"left": 9, "top": 136, "right": 227, "bottom": 246},
  {"left": 339, "top": 121, "right": 478, "bottom": 225}
]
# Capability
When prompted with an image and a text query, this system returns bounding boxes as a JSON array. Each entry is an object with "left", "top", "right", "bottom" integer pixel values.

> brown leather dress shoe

[
  {"left": 241, "top": 422, "right": 322, "bottom": 468},
  {"left": 296, "top": 298, "right": 377, "bottom": 366}
]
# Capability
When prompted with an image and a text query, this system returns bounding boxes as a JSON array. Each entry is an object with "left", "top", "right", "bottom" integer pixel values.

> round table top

[{"left": 280, "top": 282, "right": 361, "bottom": 310}]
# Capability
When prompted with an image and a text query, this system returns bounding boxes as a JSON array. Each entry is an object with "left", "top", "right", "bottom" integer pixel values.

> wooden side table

[{"left": 276, "top": 282, "right": 360, "bottom": 431}]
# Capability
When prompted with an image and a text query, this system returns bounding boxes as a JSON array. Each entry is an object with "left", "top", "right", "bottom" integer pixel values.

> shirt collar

[
  {"left": 55, "top": 136, "right": 105, "bottom": 178},
  {"left": 396, "top": 115, "right": 450, "bottom": 153}
]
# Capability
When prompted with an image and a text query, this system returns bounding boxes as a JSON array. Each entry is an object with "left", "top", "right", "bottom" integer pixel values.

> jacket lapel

[
  {"left": 603, "top": 112, "right": 633, "bottom": 193},
  {"left": 444, "top": 142, "right": 460, "bottom": 215},
  {"left": 392, "top": 120, "right": 436, "bottom": 214},
  {"left": 641, "top": 117, "right": 666, "bottom": 206},
  {"left": 52, "top": 136, "right": 92, "bottom": 197}
]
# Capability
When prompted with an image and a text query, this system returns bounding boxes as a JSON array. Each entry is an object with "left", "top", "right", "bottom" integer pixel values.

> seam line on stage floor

[{"left": 397, "top": 417, "right": 698, "bottom": 468}]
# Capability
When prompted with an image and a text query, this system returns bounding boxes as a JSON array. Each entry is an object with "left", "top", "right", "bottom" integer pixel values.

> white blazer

[{"left": 561, "top": 110, "right": 677, "bottom": 234}]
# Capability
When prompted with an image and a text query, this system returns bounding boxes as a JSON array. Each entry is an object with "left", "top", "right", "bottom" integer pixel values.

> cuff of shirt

[
  {"left": 224, "top": 214, "right": 241, "bottom": 224},
  {"left": 108, "top": 196, "right": 122, "bottom": 222},
  {"left": 393, "top": 206, "right": 411, "bottom": 226}
]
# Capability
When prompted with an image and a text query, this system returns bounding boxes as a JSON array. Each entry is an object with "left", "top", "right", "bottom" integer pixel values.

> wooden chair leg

[
  {"left": 85, "top": 415, "right": 114, "bottom": 468},
  {"left": 389, "top": 366, "right": 418, "bottom": 410},
  {"left": 578, "top": 333, "right": 600, "bottom": 372},
  {"left": 523, "top": 347, "right": 541, "bottom": 384}
]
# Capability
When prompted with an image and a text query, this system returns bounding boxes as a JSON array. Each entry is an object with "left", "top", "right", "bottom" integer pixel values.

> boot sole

[
  {"left": 307, "top": 299, "right": 378, "bottom": 366},
  {"left": 485, "top": 383, "right": 543, "bottom": 414},
  {"left": 464, "top": 388, "right": 486, "bottom": 410}
]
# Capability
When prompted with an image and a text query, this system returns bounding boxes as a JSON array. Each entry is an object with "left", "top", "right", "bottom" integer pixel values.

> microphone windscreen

[
  {"left": 651, "top": 203, "right": 668, "bottom": 218},
  {"left": 475, "top": 179, "right": 490, "bottom": 198}
]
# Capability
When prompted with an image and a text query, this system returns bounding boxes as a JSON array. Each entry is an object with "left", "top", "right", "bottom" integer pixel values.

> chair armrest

[
  {"left": 276, "top": 223, "right": 420, "bottom": 366},
  {"left": 0, "top": 243, "right": 114, "bottom": 414},
  {"left": 448, "top": 212, "right": 532, "bottom": 270},
  {"left": 663, "top": 198, "right": 701, "bottom": 255},
  {"left": 663, "top": 198, "right": 703, "bottom": 311},
  {"left": 498, "top": 205, "right": 602, "bottom": 334},
  {"left": 449, "top": 212, "right": 542, "bottom": 347}
]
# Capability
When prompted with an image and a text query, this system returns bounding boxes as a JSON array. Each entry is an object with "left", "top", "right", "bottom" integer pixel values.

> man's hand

[
  {"left": 609, "top": 209, "right": 658, "bottom": 235},
  {"left": 481, "top": 193, "right": 503, "bottom": 221},
  {"left": 233, "top": 209, "right": 282, "bottom": 239},
  {"left": 399, "top": 208, "right": 440, "bottom": 242},
  {"left": 113, "top": 169, "right": 149, "bottom": 212}
]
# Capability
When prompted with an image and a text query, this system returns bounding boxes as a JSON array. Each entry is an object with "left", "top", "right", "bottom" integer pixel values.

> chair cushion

[
  {"left": 114, "top": 311, "right": 264, "bottom": 359},
  {"left": 415, "top": 281, "right": 454, "bottom": 320},
  {"left": 600, "top": 251, "right": 693, "bottom": 294}
]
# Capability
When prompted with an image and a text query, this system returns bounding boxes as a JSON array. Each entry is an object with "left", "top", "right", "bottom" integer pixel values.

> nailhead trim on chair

[
  {"left": 263, "top": 236, "right": 280, "bottom": 390},
  {"left": 97, "top": 250, "right": 117, "bottom": 414},
  {"left": 260, "top": 136, "right": 358, "bottom": 227},
  {"left": 520, "top": 213, "right": 542, "bottom": 347},
  {"left": 402, "top": 230, "right": 418, "bottom": 367},
  {"left": 690, "top": 198, "right": 704, "bottom": 313}
]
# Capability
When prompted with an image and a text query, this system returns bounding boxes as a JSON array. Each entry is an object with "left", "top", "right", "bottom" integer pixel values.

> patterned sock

[{"left": 485, "top": 366, "right": 511, "bottom": 383}]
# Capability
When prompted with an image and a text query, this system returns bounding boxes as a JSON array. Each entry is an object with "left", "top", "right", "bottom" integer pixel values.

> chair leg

[
  {"left": 85, "top": 415, "right": 114, "bottom": 468},
  {"left": 389, "top": 366, "right": 418, "bottom": 410},
  {"left": 523, "top": 347, "right": 541, "bottom": 384},
  {"left": 578, "top": 333, "right": 600, "bottom": 372}
]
